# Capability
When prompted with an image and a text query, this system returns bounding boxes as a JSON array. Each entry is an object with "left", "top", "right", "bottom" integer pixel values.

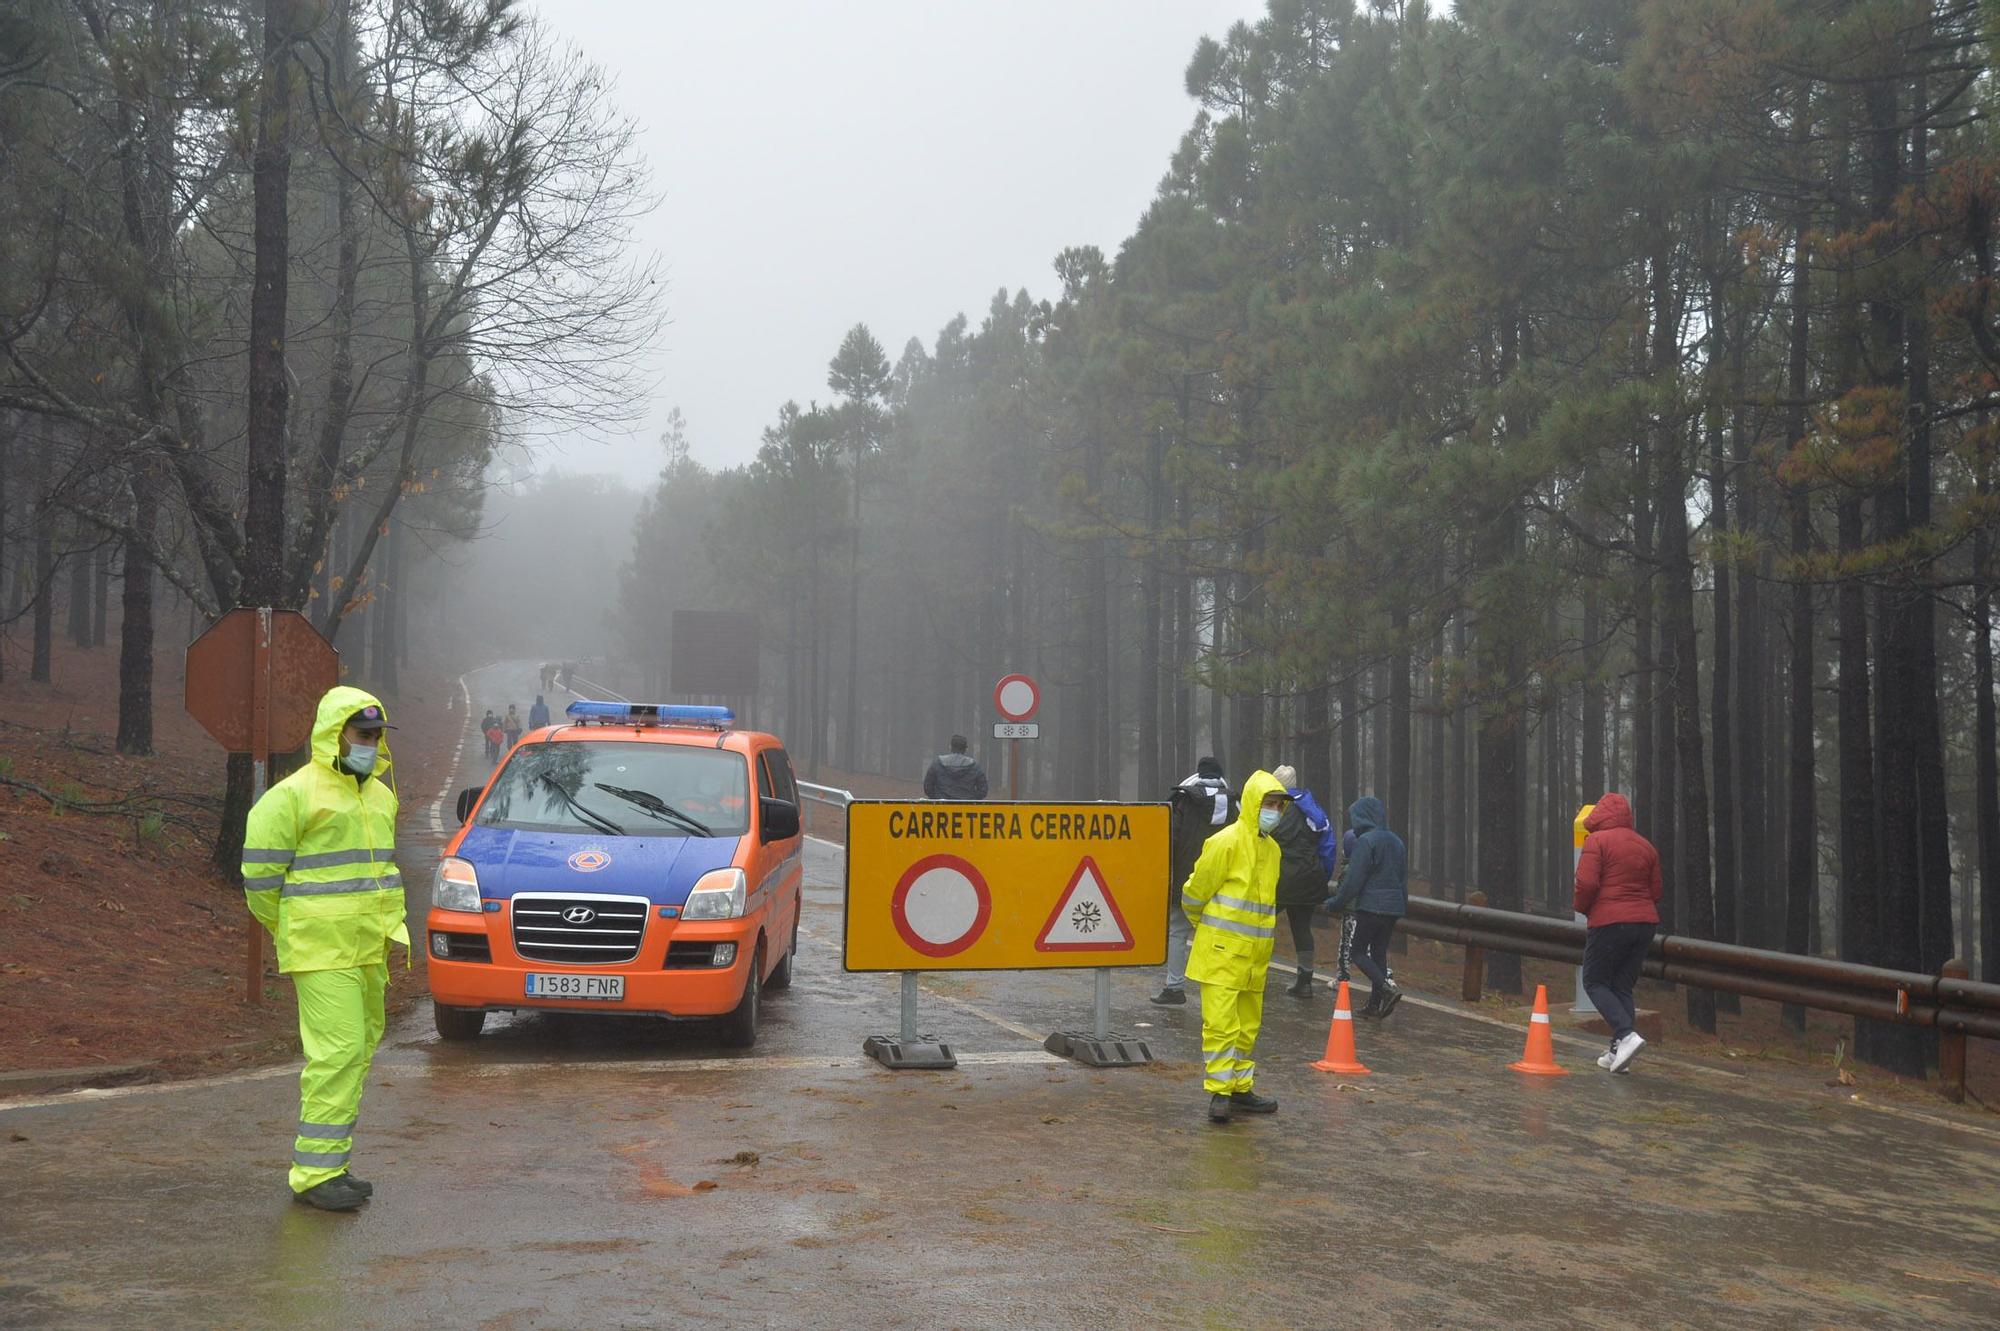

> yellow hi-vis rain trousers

[
  {"left": 1182, "top": 769, "right": 1285, "bottom": 1098},
  {"left": 1201, "top": 985, "right": 1266, "bottom": 1094},
  {"left": 290, "top": 963, "right": 387, "bottom": 1193}
]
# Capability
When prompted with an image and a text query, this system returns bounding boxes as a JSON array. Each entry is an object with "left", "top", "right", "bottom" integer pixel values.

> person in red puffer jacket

[{"left": 1574, "top": 792, "right": 1661, "bottom": 1074}]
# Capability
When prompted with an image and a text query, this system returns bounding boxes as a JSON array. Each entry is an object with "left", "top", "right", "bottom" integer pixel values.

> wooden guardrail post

[
  {"left": 1461, "top": 891, "right": 1487, "bottom": 1002},
  {"left": 1940, "top": 958, "right": 1969, "bottom": 1104}
]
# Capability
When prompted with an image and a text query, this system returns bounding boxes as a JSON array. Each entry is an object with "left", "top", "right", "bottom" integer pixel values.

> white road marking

[{"left": 426, "top": 672, "right": 475, "bottom": 837}]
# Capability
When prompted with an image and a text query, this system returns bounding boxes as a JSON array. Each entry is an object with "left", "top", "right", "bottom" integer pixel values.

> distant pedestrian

[
  {"left": 1573, "top": 792, "right": 1661, "bottom": 1074},
  {"left": 1267, "top": 764, "right": 1337, "bottom": 998},
  {"left": 559, "top": 661, "right": 575, "bottom": 692},
  {"left": 1183, "top": 770, "right": 1288, "bottom": 1124},
  {"left": 922, "top": 735, "right": 989, "bottom": 800},
  {"left": 1326, "top": 825, "right": 1389, "bottom": 990},
  {"left": 528, "top": 694, "right": 551, "bottom": 730},
  {"left": 1326, "top": 795, "right": 1407, "bottom": 1019},
  {"left": 481, "top": 709, "right": 503, "bottom": 764},
  {"left": 503, "top": 704, "right": 522, "bottom": 751},
  {"left": 540, "top": 663, "right": 556, "bottom": 692},
  {"left": 1151, "top": 757, "right": 1236, "bottom": 1006}
]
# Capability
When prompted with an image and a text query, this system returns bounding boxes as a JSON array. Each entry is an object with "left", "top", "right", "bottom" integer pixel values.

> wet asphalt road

[{"left": 3, "top": 663, "right": 1998, "bottom": 1329}]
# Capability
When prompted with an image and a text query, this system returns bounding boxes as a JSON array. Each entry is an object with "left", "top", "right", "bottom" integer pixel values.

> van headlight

[
  {"left": 434, "top": 856, "right": 482, "bottom": 914},
  {"left": 681, "top": 867, "right": 746, "bottom": 920}
]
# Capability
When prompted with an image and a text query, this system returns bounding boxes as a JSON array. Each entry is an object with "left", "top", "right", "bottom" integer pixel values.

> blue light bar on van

[{"left": 564, "top": 700, "right": 735, "bottom": 729}]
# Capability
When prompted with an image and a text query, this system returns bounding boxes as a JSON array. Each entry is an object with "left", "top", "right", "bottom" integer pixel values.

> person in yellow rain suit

[
  {"left": 1181, "top": 768, "right": 1288, "bottom": 1125},
  {"left": 241, "top": 686, "right": 408, "bottom": 1211}
]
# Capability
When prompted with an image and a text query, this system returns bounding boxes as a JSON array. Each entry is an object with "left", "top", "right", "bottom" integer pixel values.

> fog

[{"left": 527, "top": 0, "right": 1267, "bottom": 479}]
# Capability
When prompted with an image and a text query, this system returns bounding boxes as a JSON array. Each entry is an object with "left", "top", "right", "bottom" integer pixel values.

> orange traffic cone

[
  {"left": 1310, "top": 980, "right": 1371, "bottom": 1076},
  {"left": 1508, "top": 984, "right": 1570, "bottom": 1076}
]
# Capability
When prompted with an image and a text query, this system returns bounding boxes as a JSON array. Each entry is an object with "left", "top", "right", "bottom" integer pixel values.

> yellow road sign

[{"left": 844, "top": 801, "right": 1169, "bottom": 971}]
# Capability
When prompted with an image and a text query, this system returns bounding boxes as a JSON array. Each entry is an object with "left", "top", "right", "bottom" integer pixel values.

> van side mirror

[
  {"left": 455, "top": 786, "right": 484, "bottom": 824},
  {"left": 759, "top": 797, "right": 801, "bottom": 843}
]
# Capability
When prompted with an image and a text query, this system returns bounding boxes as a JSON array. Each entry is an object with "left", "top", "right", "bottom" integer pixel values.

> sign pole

[
  {"left": 899, "top": 972, "right": 918, "bottom": 1044},
  {"left": 245, "top": 607, "right": 273, "bottom": 1006},
  {"left": 1093, "top": 968, "right": 1110, "bottom": 1043},
  {"left": 1009, "top": 737, "right": 1020, "bottom": 800}
]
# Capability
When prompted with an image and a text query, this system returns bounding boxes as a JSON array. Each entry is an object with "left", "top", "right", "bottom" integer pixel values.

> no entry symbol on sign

[{"left": 889, "top": 854, "right": 993, "bottom": 958}]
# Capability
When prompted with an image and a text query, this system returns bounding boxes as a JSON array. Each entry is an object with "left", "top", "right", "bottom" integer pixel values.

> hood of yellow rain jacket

[
  {"left": 1238, "top": 769, "right": 1286, "bottom": 835},
  {"left": 311, "top": 685, "right": 393, "bottom": 780}
]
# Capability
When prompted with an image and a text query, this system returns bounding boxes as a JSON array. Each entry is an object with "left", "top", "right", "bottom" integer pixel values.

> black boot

[
  {"left": 1355, "top": 989, "right": 1383, "bottom": 1019},
  {"left": 1149, "top": 986, "right": 1187, "bottom": 1006},
  {"left": 1375, "top": 981, "right": 1404, "bottom": 1020},
  {"left": 1287, "top": 970, "right": 1315, "bottom": 998},
  {"left": 338, "top": 1172, "right": 374, "bottom": 1198},
  {"left": 1229, "top": 1090, "right": 1279, "bottom": 1114},
  {"left": 292, "top": 1176, "right": 368, "bottom": 1212},
  {"left": 1208, "top": 1093, "right": 1233, "bottom": 1124}
]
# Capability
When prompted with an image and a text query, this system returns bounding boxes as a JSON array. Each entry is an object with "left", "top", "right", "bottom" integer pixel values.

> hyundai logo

[{"left": 561, "top": 906, "right": 598, "bottom": 925}]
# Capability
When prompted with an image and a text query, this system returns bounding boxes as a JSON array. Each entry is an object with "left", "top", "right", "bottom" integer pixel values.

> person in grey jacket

[
  {"left": 1325, "top": 795, "right": 1407, "bottom": 1019},
  {"left": 922, "top": 735, "right": 990, "bottom": 800}
]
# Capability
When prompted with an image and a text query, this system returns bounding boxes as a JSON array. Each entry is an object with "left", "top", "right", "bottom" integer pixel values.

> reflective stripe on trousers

[{"left": 1201, "top": 984, "right": 1266, "bottom": 1095}]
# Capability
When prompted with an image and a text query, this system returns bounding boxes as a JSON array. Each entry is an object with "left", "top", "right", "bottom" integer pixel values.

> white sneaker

[
  {"left": 1596, "top": 1046, "right": 1616, "bottom": 1070},
  {"left": 1608, "top": 1032, "right": 1646, "bottom": 1073}
]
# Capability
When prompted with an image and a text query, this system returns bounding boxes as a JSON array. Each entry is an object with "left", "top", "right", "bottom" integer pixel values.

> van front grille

[{"left": 511, "top": 894, "right": 648, "bottom": 964}]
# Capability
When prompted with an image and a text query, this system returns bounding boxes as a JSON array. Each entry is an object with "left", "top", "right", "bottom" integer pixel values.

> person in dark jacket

[
  {"left": 1151, "top": 758, "right": 1236, "bottom": 1006},
  {"left": 528, "top": 694, "right": 551, "bottom": 730},
  {"left": 922, "top": 735, "right": 990, "bottom": 800},
  {"left": 1268, "top": 765, "right": 1338, "bottom": 998},
  {"left": 1326, "top": 795, "right": 1408, "bottom": 1018},
  {"left": 1574, "top": 792, "right": 1661, "bottom": 1073},
  {"left": 503, "top": 704, "right": 522, "bottom": 751}
]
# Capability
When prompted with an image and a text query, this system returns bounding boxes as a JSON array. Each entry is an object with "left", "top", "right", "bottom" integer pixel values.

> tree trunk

[
  {"left": 67, "top": 535, "right": 91, "bottom": 647},
  {"left": 1138, "top": 432, "right": 1164, "bottom": 795},
  {"left": 1477, "top": 316, "right": 1524, "bottom": 993},
  {"left": 1581, "top": 583, "right": 1605, "bottom": 799},
  {"left": 242, "top": 0, "right": 298, "bottom": 610},
  {"left": 1338, "top": 667, "right": 1359, "bottom": 810},
  {"left": 1662, "top": 421, "right": 1717, "bottom": 1034},
  {"left": 32, "top": 442, "right": 53, "bottom": 683},
  {"left": 116, "top": 474, "right": 158, "bottom": 756},
  {"left": 1974, "top": 467, "right": 1998, "bottom": 981},
  {"left": 1709, "top": 337, "right": 1740, "bottom": 1013},
  {"left": 92, "top": 545, "right": 109, "bottom": 648},
  {"left": 1782, "top": 81, "right": 1817, "bottom": 1029},
  {"left": 1390, "top": 623, "right": 1412, "bottom": 865}
]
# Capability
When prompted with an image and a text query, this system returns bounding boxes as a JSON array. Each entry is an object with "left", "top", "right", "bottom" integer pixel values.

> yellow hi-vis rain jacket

[
  {"left": 1182, "top": 768, "right": 1284, "bottom": 991},
  {"left": 241, "top": 686, "right": 409, "bottom": 973}
]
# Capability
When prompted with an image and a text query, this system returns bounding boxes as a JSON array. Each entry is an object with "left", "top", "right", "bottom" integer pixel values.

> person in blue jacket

[
  {"left": 1268, "top": 765, "right": 1338, "bottom": 997},
  {"left": 1325, "top": 795, "right": 1408, "bottom": 1018}
]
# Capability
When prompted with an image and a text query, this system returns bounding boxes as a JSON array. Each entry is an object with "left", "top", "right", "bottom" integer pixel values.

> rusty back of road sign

[
  {"left": 844, "top": 801, "right": 1169, "bottom": 972},
  {"left": 184, "top": 608, "right": 339, "bottom": 753}
]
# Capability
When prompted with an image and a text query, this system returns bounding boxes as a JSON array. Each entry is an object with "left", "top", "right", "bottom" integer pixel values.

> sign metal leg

[
  {"left": 863, "top": 971, "right": 957, "bottom": 1070},
  {"left": 1046, "top": 967, "right": 1152, "bottom": 1068}
]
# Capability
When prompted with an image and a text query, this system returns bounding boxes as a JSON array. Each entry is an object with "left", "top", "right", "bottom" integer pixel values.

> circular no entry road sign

[
  {"left": 994, "top": 673, "right": 1040, "bottom": 722},
  {"left": 890, "top": 854, "right": 992, "bottom": 958}
]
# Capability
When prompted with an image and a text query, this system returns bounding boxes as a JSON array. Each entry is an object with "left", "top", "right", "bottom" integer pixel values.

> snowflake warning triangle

[{"left": 1035, "top": 855, "right": 1135, "bottom": 951}]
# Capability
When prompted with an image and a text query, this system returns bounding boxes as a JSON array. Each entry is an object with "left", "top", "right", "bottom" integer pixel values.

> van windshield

[{"left": 475, "top": 741, "right": 749, "bottom": 838}]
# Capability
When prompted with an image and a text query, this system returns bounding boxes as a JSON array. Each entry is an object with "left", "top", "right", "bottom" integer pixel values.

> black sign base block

[
  {"left": 1044, "top": 1030, "right": 1153, "bottom": 1067},
  {"left": 863, "top": 1034, "right": 957, "bottom": 1070}
]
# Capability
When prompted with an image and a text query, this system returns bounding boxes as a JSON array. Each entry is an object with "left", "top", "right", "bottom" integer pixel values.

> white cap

[{"left": 1271, "top": 764, "right": 1297, "bottom": 788}]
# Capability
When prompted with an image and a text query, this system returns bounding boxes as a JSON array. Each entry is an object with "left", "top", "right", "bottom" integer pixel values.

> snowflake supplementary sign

[{"left": 1035, "top": 856, "right": 1134, "bottom": 952}]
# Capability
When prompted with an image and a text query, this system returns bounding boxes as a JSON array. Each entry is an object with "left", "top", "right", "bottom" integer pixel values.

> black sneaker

[
  {"left": 338, "top": 1172, "right": 374, "bottom": 1197},
  {"left": 1150, "top": 987, "right": 1187, "bottom": 1007},
  {"left": 1354, "top": 991, "right": 1383, "bottom": 1019},
  {"left": 292, "top": 1176, "right": 368, "bottom": 1212},
  {"left": 1375, "top": 982, "right": 1404, "bottom": 1020},
  {"left": 1208, "top": 1093, "right": 1233, "bottom": 1124},
  {"left": 1286, "top": 972, "right": 1314, "bottom": 998},
  {"left": 1229, "top": 1090, "right": 1278, "bottom": 1114}
]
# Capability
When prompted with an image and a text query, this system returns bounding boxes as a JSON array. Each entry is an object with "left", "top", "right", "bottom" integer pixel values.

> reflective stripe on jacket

[
  {"left": 1180, "top": 769, "right": 1285, "bottom": 992},
  {"left": 242, "top": 685, "right": 409, "bottom": 973}
]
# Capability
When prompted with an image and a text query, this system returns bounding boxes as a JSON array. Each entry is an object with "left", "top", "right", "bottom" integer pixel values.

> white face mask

[
  {"left": 1258, "top": 807, "right": 1282, "bottom": 834},
  {"left": 343, "top": 744, "right": 379, "bottom": 776}
]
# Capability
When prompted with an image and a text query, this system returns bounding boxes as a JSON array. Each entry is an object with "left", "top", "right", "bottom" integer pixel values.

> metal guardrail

[
  {"left": 1401, "top": 892, "right": 1998, "bottom": 1101},
  {"left": 795, "top": 780, "right": 854, "bottom": 841}
]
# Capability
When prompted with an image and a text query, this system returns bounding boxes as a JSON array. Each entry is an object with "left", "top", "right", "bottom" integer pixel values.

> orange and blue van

[{"left": 425, "top": 702, "right": 803, "bottom": 1048}]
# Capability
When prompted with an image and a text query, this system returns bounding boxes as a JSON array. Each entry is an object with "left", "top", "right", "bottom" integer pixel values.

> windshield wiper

[
  {"left": 536, "top": 773, "right": 625, "bottom": 836},
  {"left": 592, "top": 782, "right": 713, "bottom": 837}
]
